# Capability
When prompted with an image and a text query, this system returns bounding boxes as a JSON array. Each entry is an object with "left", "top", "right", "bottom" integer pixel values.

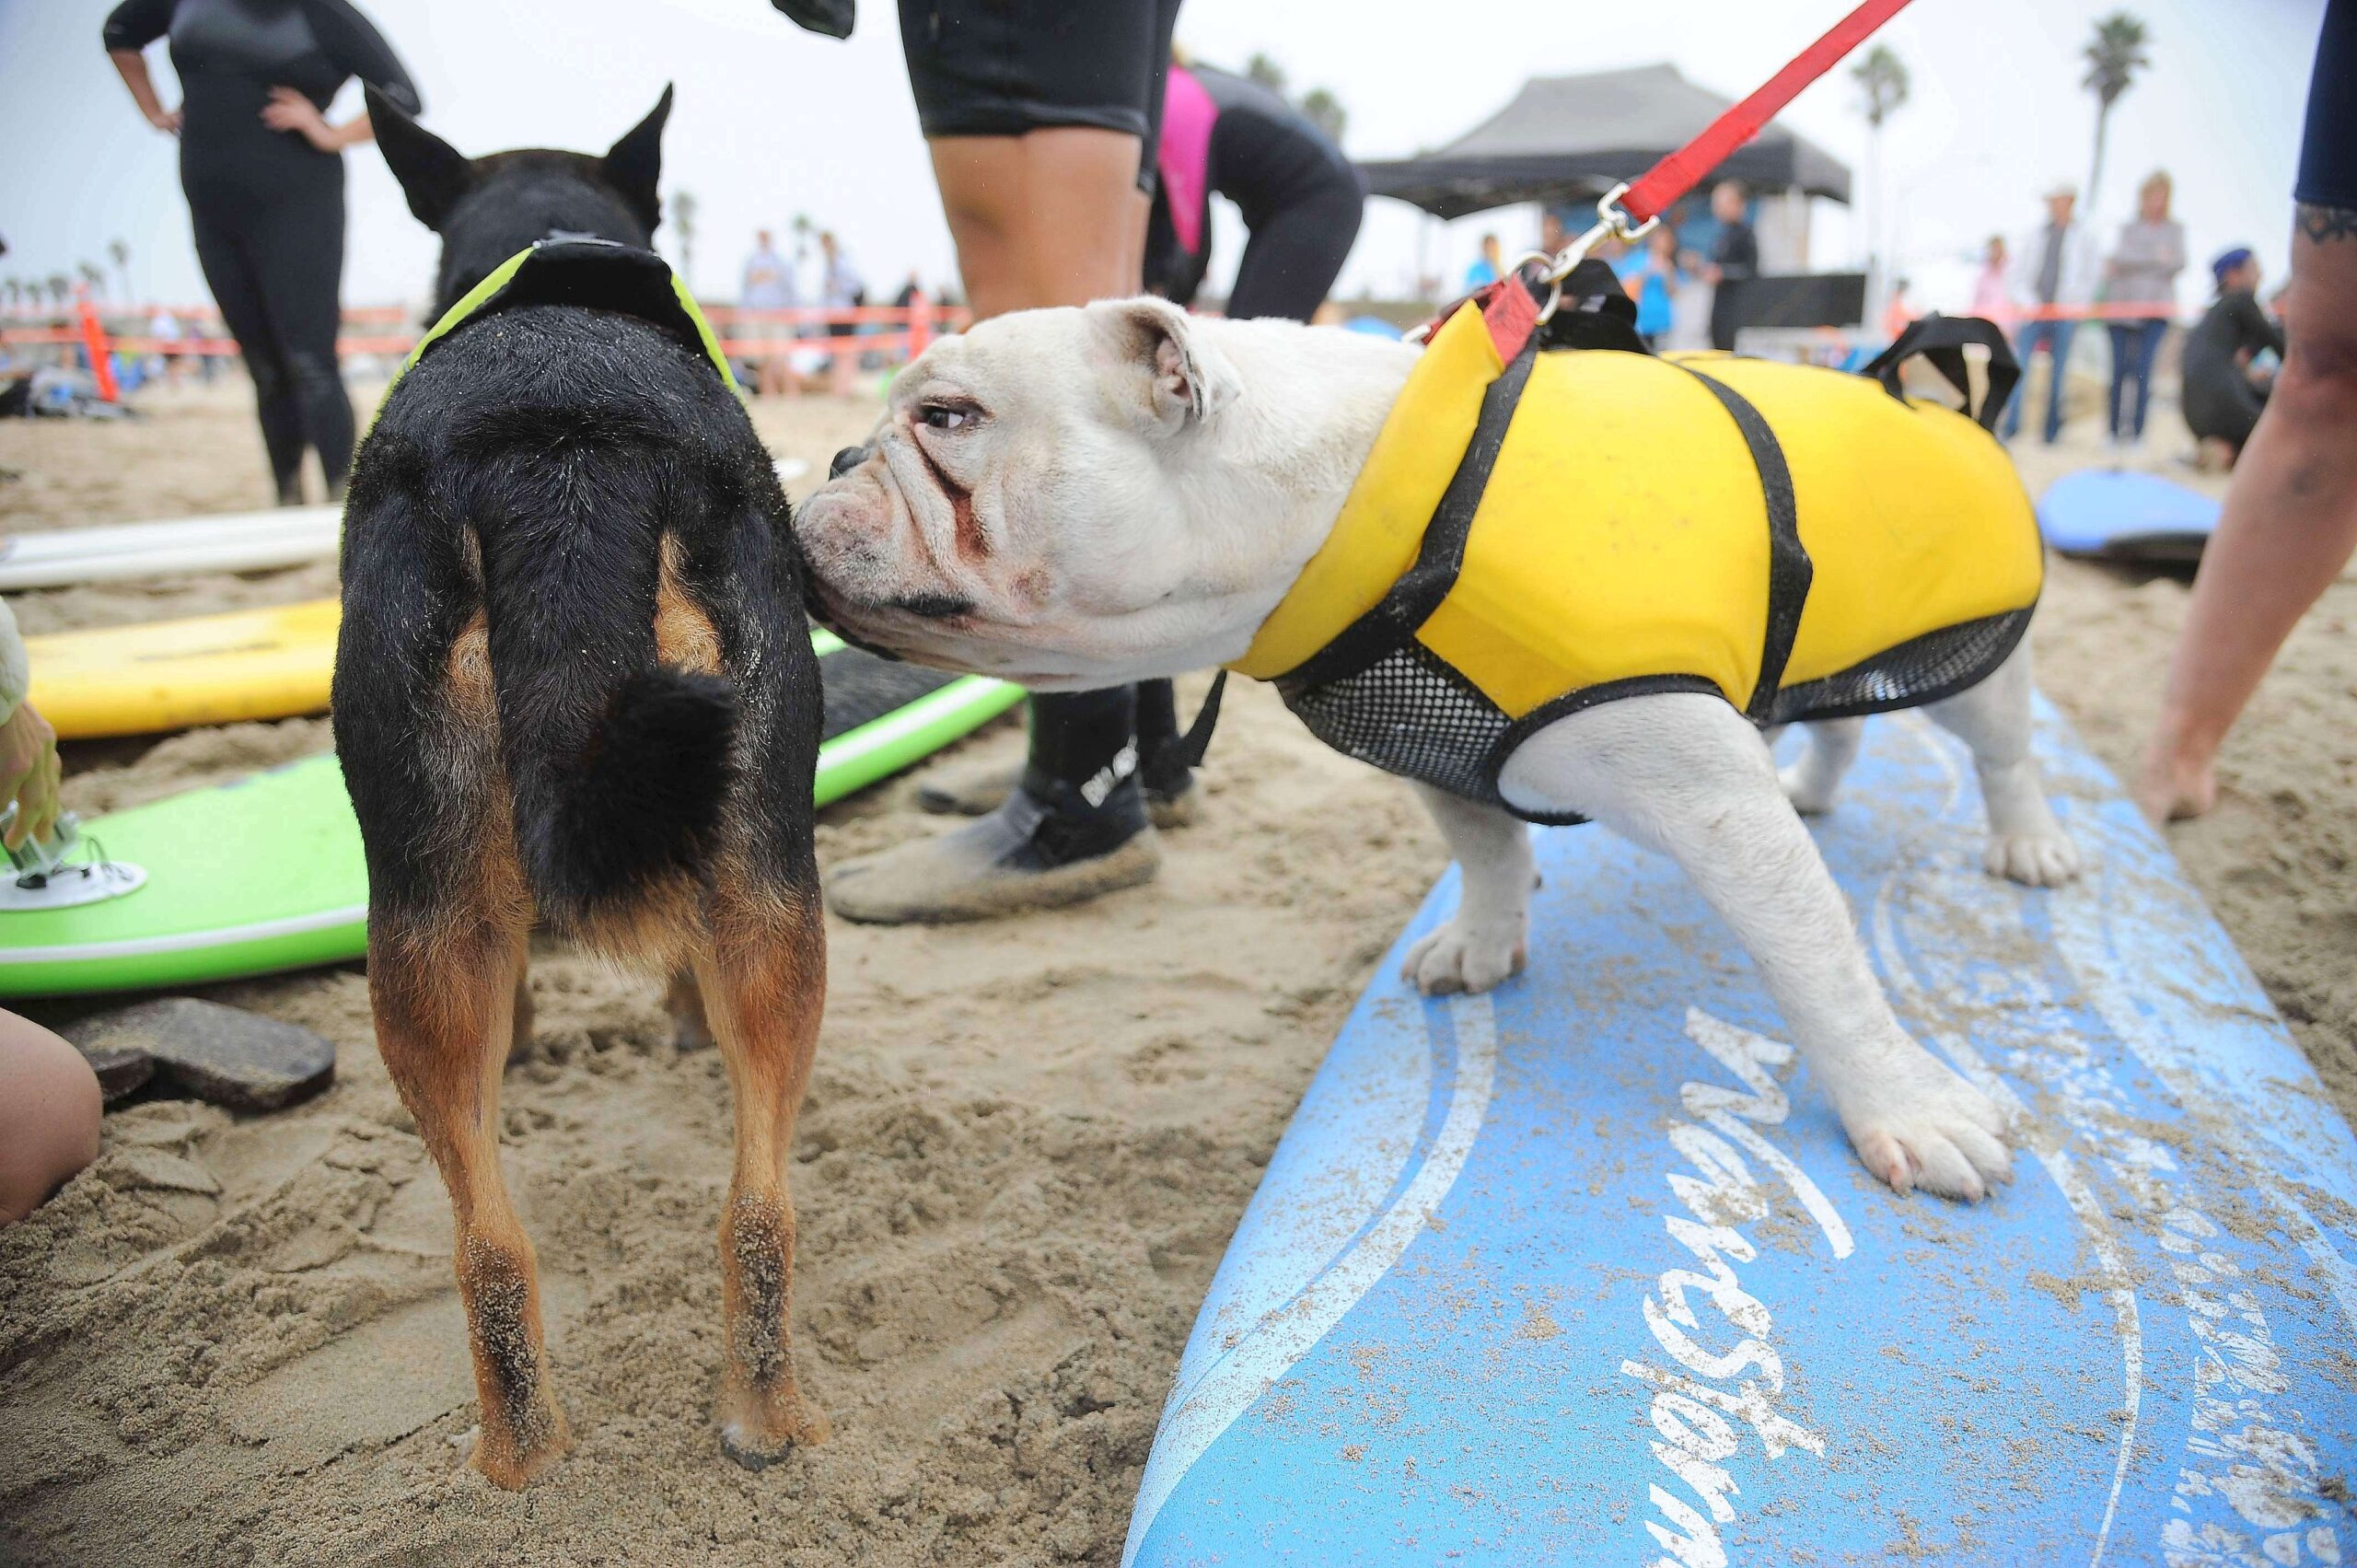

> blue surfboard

[
  {"left": 1125, "top": 702, "right": 2357, "bottom": 1567},
  {"left": 2038, "top": 469, "right": 2223, "bottom": 563}
]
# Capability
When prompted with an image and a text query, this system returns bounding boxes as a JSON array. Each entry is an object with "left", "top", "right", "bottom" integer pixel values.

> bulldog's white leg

[
  {"left": 1777, "top": 718, "right": 1865, "bottom": 815},
  {"left": 1401, "top": 784, "right": 1533, "bottom": 995},
  {"left": 1499, "top": 693, "right": 2011, "bottom": 1200},
  {"left": 1924, "top": 640, "right": 2082, "bottom": 888}
]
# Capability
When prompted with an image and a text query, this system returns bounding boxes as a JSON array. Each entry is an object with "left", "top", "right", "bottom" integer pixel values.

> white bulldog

[{"left": 795, "top": 297, "right": 2083, "bottom": 1202}]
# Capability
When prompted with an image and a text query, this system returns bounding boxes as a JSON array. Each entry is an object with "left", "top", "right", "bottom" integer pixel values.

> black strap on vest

[
  {"left": 1857, "top": 312, "right": 2021, "bottom": 431},
  {"left": 1674, "top": 365, "right": 1814, "bottom": 723},
  {"left": 1281, "top": 340, "right": 1544, "bottom": 693},
  {"left": 1171, "top": 668, "right": 1226, "bottom": 769}
]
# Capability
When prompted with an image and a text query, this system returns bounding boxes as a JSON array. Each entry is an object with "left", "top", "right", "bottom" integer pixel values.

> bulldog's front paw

[
  {"left": 1983, "top": 829, "right": 2082, "bottom": 888},
  {"left": 1827, "top": 1044, "right": 2014, "bottom": 1202},
  {"left": 1402, "top": 921, "right": 1526, "bottom": 995}
]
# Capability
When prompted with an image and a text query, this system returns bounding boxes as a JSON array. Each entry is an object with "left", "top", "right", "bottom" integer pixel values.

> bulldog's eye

[{"left": 919, "top": 403, "right": 976, "bottom": 431}]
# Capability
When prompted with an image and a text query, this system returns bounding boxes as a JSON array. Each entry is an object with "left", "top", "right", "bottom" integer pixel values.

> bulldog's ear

[
  {"left": 602, "top": 85, "right": 673, "bottom": 234},
  {"left": 369, "top": 86, "right": 474, "bottom": 231},
  {"left": 1096, "top": 297, "right": 1237, "bottom": 433}
]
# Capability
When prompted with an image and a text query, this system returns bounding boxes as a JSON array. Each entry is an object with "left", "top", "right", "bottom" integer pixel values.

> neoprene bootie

[
  {"left": 826, "top": 687, "right": 1161, "bottom": 923},
  {"left": 916, "top": 677, "right": 1201, "bottom": 828},
  {"left": 915, "top": 756, "right": 1199, "bottom": 828},
  {"left": 827, "top": 771, "right": 1159, "bottom": 923}
]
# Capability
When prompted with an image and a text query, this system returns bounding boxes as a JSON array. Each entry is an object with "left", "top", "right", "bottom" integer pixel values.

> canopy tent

[{"left": 1358, "top": 64, "right": 1852, "bottom": 221}]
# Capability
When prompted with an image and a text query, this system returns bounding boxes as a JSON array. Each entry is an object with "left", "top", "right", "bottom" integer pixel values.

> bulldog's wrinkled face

[{"left": 795, "top": 297, "right": 1266, "bottom": 690}]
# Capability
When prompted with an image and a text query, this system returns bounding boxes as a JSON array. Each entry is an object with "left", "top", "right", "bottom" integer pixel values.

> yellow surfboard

[{"left": 27, "top": 599, "right": 341, "bottom": 739}]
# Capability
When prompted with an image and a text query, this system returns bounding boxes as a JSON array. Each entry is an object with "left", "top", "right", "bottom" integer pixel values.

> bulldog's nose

[{"left": 829, "top": 444, "right": 870, "bottom": 480}]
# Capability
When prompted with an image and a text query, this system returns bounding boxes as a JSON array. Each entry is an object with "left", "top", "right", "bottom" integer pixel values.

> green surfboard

[{"left": 0, "top": 635, "right": 1018, "bottom": 997}]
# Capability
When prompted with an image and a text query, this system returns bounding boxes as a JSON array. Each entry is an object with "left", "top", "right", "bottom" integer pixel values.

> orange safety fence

[
  {"left": 0, "top": 300, "right": 971, "bottom": 366},
  {"left": 1985, "top": 302, "right": 2183, "bottom": 324}
]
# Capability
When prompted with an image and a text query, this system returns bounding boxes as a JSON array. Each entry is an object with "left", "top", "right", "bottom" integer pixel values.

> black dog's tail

[{"left": 471, "top": 435, "right": 735, "bottom": 934}]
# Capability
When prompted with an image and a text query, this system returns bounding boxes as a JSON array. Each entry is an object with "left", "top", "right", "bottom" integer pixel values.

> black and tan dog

[{"left": 334, "top": 88, "right": 828, "bottom": 1486}]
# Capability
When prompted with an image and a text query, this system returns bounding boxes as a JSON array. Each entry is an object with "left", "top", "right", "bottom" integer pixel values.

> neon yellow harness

[
  {"left": 1225, "top": 306, "right": 2044, "bottom": 821},
  {"left": 391, "top": 238, "right": 737, "bottom": 395}
]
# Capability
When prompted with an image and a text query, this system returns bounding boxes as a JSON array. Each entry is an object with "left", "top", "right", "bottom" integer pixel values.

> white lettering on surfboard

[
  {"left": 1621, "top": 1009, "right": 1852, "bottom": 1568},
  {"left": 1985, "top": 923, "right": 2343, "bottom": 1568}
]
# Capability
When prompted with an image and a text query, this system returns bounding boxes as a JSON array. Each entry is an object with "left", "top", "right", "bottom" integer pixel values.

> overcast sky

[{"left": 0, "top": 0, "right": 2326, "bottom": 319}]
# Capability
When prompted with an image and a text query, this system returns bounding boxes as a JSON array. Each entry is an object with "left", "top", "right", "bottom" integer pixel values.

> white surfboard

[
  {"left": 0, "top": 459, "right": 811, "bottom": 592},
  {"left": 0, "top": 507, "right": 342, "bottom": 590}
]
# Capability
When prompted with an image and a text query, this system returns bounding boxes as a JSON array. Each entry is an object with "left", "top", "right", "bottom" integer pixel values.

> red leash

[
  {"left": 1618, "top": 0, "right": 1916, "bottom": 226},
  {"left": 1422, "top": 0, "right": 1916, "bottom": 353}
]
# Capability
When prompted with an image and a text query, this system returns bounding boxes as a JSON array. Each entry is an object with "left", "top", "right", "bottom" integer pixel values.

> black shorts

[
  {"left": 2297, "top": 0, "right": 2354, "bottom": 208},
  {"left": 897, "top": 0, "right": 1182, "bottom": 190}
]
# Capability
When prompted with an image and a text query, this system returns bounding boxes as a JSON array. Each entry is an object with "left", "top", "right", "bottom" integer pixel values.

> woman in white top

[
  {"left": 0, "top": 602, "right": 100, "bottom": 1226},
  {"left": 2105, "top": 171, "right": 2188, "bottom": 446}
]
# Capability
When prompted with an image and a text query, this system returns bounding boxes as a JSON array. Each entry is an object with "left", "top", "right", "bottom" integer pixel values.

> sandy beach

[{"left": 1, "top": 372, "right": 2351, "bottom": 1565}]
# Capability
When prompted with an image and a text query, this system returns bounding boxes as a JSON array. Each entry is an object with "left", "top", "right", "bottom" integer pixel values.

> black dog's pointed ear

[
  {"left": 601, "top": 85, "right": 673, "bottom": 234},
  {"left": 368, "top": 85, "right": 475, "bottom": 231}
]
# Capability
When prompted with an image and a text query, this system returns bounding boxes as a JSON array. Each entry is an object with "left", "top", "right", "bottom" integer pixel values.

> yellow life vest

[{"left": 1226, "top": 304, "right": 2043, "bottom": 821}]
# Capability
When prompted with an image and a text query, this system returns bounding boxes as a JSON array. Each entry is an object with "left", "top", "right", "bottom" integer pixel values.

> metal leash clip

[
  {"left": 1532, "top": 182, "right": 1661, "bottom": 324},
  {"left": 1403, "top": 182, "right": 1664, "bottom": 345}
]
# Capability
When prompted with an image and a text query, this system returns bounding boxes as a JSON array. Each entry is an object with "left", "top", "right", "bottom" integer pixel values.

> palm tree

[
  {"left": 46, "top": 274, "right": 71, "bottom": 309},
  {"left": 1851, "top": 44, "right": 1910, "bottom": 308},
  {"left": 671, "top": 190, "right": 699, "bottom": 294},
  {"left": 1245, "top": 52, "right": 1287, "bottom": 96},
  {"left": 2082, "top": 12, "right": 2151, "bottom": 211},
  {"left": 77, "top": 261, "right": 107, "bottom": 300},
  {"left": 1299, "top": 87, "right": 1347, "bottom": 145},
  {"left": 108, "top": 238, "right": 132, "bottom": 304}
]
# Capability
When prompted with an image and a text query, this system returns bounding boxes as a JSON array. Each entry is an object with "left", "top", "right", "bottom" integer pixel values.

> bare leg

[
  {"left": 1922, "top": 640, "right": 2082, "bottom": 886},
  {"left": 1502, "top": 694, "right": 2013, "bottom": 1200},
  {"left": 1399, "top": 784, "right": 1534, "bottom": 995},
  {"left": 698, "top": 892, "right": 829, "bottom": 1469},
  {"left": 2138, "top": 206, "right": 2357, "bottom": 823},
  {"left": 925, "top": 128, "right": 1145, "bottom": 318},
  {"left": 372, "top": 927, "right": 568, "bottom": 1487},
  {"left": 0, "top": 1009, "right": 101, "bottom": 1226}
]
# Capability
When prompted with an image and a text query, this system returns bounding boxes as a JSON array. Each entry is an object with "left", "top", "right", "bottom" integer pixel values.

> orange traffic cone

[{"left": 75, "top": 285, "right": 121, "bottom": 404}]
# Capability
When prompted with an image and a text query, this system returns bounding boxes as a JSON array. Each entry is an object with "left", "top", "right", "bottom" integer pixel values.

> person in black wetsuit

[
  {"left": 1142, "top": 59, "right": 1365, "bottom": 323},
  {"left": 843, "top": 42, "right": 1366, "bottom": 919},
  {"left": 104, "top": 0, "right": 419, "bottom": 505},
  {"left": 797, "top": 0, "right": 1189, "bottom": 925},
  {"left": 2180, "top": 248, "right": 2285, "bottom": 465},
  {"left": 1102, "top": 54, "right": 1365, "bottom": 864}
]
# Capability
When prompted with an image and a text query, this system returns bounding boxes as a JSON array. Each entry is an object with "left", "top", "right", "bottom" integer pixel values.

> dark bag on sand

[{"left": 770, "top": 0, "right": 854, "bottom": 38}]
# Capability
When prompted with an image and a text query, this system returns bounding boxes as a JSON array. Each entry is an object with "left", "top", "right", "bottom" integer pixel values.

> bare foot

[{"left": 2133, "top": 747, "right": 2218, "bottom": 827}]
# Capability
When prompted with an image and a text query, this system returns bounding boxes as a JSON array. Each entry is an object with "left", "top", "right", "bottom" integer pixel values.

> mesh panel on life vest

[
  {"left": 1278, "top": 640, "right": 1512, "bottom": 807},
  {"left": 1769, "top": 608, "right": 2034, "bottom": 727}
]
